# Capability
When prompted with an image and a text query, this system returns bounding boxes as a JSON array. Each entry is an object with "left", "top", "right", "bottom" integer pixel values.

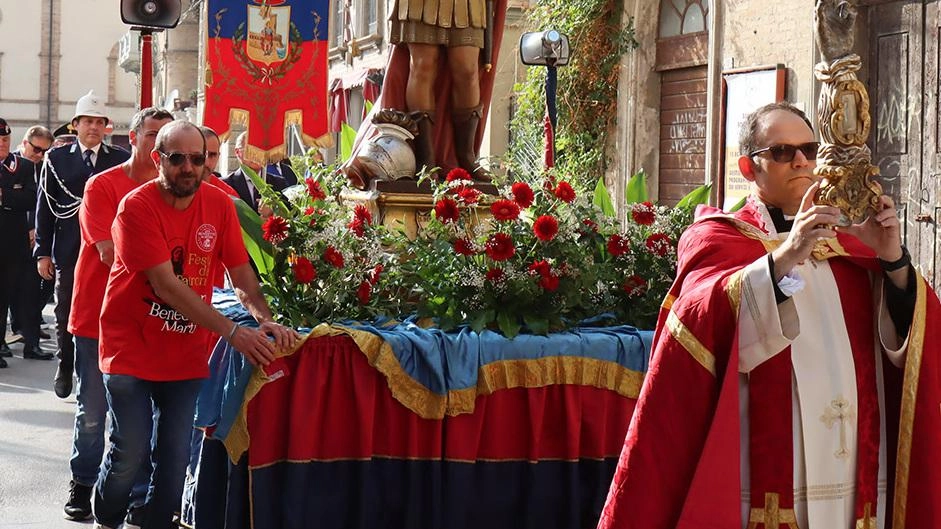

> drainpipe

[{"left": 46, "top": 0, "right": 54, "bottom": 128}]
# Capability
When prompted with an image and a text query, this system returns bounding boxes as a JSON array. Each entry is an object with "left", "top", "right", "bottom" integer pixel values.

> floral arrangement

[
  {"left": 238, "top": 164, "right": 707, "bottom": 336},
  {"left": 238, "top": 165, "right": 405, "bottom": 328}
]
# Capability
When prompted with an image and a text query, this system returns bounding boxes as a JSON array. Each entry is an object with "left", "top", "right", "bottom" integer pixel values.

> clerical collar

[{"left": 767, "top": 207, "right": 795, "bottom": 233}]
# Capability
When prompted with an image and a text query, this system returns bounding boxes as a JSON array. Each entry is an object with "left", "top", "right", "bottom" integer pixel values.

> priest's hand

[
  {"left": 837, "top": 194, "right": 903, "bottom": 262},
  {"left": 770, "top": 182, "right": 840, "bottom": 281}
]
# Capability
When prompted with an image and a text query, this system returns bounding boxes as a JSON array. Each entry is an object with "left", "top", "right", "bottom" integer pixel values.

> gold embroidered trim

[
  {"left": 666, "top": 311, "right": 716, "bottom": 376},
  {"left": 726, "top": 269, "right": 744, "bottom": 316},
  {"left": 893, "top": 274, "right": 927, "bottom": 529},
  {"left": 662, "top": 293, "right": 676, "bottom": 311},
  {"left": 747, "top": 492, "right": 800, "bottom": 529},
  {"left": 856, "top": 503, "right": 876, "bottom": 529}
]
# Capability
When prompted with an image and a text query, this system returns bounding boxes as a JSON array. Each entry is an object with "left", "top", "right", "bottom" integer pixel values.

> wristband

[
  {"left": 227, "top": 322, "right": 239, "bottom": 341},
  {"left": 878, "top": 246, "right": 911, "bottom": 272}
]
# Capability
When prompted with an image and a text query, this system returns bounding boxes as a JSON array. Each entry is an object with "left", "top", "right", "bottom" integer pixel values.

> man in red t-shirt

[
  {"left": 62, "top": 107, "right": 174, "bottom": 523},
  {"left": 93, "top": 121, "right": 298, "bottom": 529}
]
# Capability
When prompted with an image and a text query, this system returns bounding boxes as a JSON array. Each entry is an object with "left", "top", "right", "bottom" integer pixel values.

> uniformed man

[
  {"left": 35, "top": 90, "right": 129, "bottom": 398},
  {"left": 0, "top": 118, "right": 43, "bottom": 368}
]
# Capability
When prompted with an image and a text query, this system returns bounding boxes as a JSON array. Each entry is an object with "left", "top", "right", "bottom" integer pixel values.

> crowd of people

[{"left": 1, "top": 92, "right": 298, "bottom": 529}]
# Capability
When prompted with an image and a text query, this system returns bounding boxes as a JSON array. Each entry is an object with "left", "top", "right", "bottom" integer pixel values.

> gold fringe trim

[
  {"left": 892, "top": 274, "right": 927, "bottom": 529},
  {"left": 666, "top": 311, "right": 716, "bottom": 377}
]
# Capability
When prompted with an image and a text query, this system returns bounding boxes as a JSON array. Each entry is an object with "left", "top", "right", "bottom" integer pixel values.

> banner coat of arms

[{"left": 204, "top": 0, "right": 331, "bottom": 163}]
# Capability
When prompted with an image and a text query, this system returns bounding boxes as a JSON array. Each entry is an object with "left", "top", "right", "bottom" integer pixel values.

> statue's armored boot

[
  {"left": 451, "top": 105, "right": 490, "bottom": 182},
  {"left": 409, "top": 110, "right": 436, "bottom": 178}
]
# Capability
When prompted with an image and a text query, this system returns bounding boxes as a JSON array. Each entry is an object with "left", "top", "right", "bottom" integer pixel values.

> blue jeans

[
  {"left": 72, "top": 337, "right": 151, "bottom": 503},
  {"left": 95, "top": 374, "right": 203, "bottom": 529}
]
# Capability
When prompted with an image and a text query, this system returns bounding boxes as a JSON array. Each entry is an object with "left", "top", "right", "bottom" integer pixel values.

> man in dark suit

[
  {"left": 0, "top": 118, "right": 44, "bottom": 368},
  {"left": 35, "top": 90, "right": 129, "bottom": 397},
  {"left": 221, "top": 131, "right": 288, "bottom": 214}
]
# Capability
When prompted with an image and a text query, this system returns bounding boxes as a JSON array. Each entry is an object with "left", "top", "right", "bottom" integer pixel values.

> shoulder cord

[{"left": 37, "top": 156, "right": 83, "bottom": 220}]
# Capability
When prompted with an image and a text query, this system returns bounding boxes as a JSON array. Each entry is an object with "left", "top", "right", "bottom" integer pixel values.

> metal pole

[{"left": 140, "top": 29, "right": 154, "bottom": 108}]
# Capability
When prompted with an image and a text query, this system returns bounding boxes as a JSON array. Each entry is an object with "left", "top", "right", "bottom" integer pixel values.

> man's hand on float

[
  {"left": 837, "top": 194, "right": 903, "bottom": 262},
  {"left": 258, "top": 320, "right": 300, "bottom": 351},
  {"left": 230, "top": 325, "right": 278, "bottom": 367},
  {"left": 37, "top": 256, "right": 55, "bottom": 280},
  {"left": 770, "top": 182, "right": 840, "bottom": 281}
]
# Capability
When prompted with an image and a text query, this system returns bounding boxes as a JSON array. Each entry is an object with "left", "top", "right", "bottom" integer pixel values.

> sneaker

[
  {"left": 63, "top": 480, "right": 93, "bottom": 520},
  {"left": 124, "top": 504, "right": 146, "bottom": 529},
  {"left": 0, "top": 356, "right": 7, "bottom": 368},
  {"left": 0, "top": 342, "right": 11, "bottom": 358}
]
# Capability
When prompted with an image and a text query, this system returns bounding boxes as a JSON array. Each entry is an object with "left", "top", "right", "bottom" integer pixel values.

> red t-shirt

[
  {"left": 69, "top": 165, "right": 139, "bottom": 338},
  {"left": 99, "top": 181, "right": 248, "bottom": 380}
]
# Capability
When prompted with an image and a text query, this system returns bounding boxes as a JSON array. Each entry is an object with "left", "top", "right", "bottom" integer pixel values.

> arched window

[{"left": 659, "top": 0, "right": 710, "bottom": 39}]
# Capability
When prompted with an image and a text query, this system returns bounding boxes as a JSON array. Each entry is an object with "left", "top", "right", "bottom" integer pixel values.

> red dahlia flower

[
  {"left": 446, "top": 168, "right": 472, "bottom": 182},
  {"left": 369, "top": 264, "right": 384, "bottom": 285},
  {"left": 607, "top": 234, "right": 630, "bottom": 256},
  {"left": 553, "top": 181, "right": 576, "bottom": 203},
  {"left": 486, "top": 268, "right": 504, "bottom": 282},
  {"left": 434, "top": 198, "right": 460, "bottom": 223},
  {"left": 262, "top": 216, "right": 289, "bottom": 244},
  {"left": 454, "top": 185, "right": 481, "bottom": 205},
  {"left": 354, "top": 204, "right": 372, "bottom": 225},
  {"left": 357, "top": 281, "right": 371, "bottom": 305},
  {"left": 528, "top": 260, "right": 551, "bottom": 278},
  {"left": 453, "top": 238, "right": 476, "bottom": 256},
  {"left": 538, "top": 274, "right": 560, "bottom": 292},
  {"left": 511, "top": 182, "right": 534, "bottom": 208},
  {"left": 622, "top": 275, "right": 648, "bottom": 296},
  {"left": 533, "top": 215, "right": 559, "bottom": 241},
  {"left": 348, "top": 218, "right": 366, "bottom": 237},
  {"left": 646, "top": 233, "right": 672, "bottom": 256},
  {"left": 490, "top": 199, "right": 521, "bottom": 221},
  {"left": 292, "top": 256, "right": 316, "bottom": 284},
  {"left": 631, "top": 201, "right": 656, "bottom": 225},
  {"left": 305, "top": 177, "right": 327, "bottom": 200},
  {"left": 323, "top": 246, "right": 345, "bottom": 268},
  {"left": 485, "top": 233, "right": 515, "bottom": 261}
]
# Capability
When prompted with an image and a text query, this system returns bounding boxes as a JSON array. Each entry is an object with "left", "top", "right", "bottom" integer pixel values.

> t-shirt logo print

[{"left": 196, "top": 224, "right": 218, "bottom": 252}]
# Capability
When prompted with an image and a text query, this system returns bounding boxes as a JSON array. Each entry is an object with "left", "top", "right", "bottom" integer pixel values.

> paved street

[{"left": 0, "top": 314, "right": 87, "bottom": 529}]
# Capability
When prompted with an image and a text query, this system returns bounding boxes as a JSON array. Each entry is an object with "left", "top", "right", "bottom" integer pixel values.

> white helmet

[{"left": 72, "top": 90, "right": 109, "bottom": 124}]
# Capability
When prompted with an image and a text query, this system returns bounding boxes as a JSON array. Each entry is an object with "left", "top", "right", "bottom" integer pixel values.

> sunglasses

[
  {"left": 749, "top": 142, "right": 819, "bottom": 163},
  {"left": 158, "top": 150, "right": 207, "bottom": 167},
  {"left": 28, "top": 141, "right": 49, "bottom": 154}
]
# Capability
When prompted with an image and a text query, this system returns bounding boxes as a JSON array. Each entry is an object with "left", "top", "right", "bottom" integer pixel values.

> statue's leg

[
  {"left": 448, "top": 45, "right": 488, "bottom": 181},
  {"left": 406, "top": 43, "right": 440, "bottom": 175}
]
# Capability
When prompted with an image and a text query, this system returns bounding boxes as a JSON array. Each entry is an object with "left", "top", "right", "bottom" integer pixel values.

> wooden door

[
  {"left": 868, "top": 1, "right": 940, "bottom": 283},
  {"left": 658, "top": 66, "right": 708, "bottom": 205}
]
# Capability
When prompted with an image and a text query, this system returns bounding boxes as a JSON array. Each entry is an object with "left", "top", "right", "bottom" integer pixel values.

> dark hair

[
  {"left": 739, "top": 102, "right": 814, "bottom": 156},
  {"left": 129, "top": 107, "right": 174, "bottom": 133},
  {"left": 199, "top": 126, "right": 220, "bottom": 142},
  {"left": 23, "top": 125, "right": 54, "bottom": 143},
  {"left": 155, "top": 121, "right": 206, "bottom": 153}
]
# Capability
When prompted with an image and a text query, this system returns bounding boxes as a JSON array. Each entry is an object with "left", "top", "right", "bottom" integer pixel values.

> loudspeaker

[{"left": 120, "top": 0, "right": 182, "bottom": 29}]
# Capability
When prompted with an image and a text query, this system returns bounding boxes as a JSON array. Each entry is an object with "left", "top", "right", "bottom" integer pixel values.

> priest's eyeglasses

[
  {"left": 158, "top": 151, "right": 207, "bottom": 167},
  {"left": 749, "top": 142, "right": 819, "bottom": 163}
]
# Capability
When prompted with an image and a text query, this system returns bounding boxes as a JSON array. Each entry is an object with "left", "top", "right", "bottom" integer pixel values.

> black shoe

[
  {"left": 63, "top": 480, "right": 93, "bottom": 520},
  {"left": 0, "top": 356, "right": 7, "bottom": 368},
  {"left": 54, "top": 362, "right": 73, "bottom": 398},
  {"left": 0, "top": 342, "right": 11, "bottom": 358},
  {"left": 23, "top": 345, "right": 54, "bottom": 360},
  {"left": 125, "top": 504, "right": 147, "bottom": 529},
  {"left": 39, "top": 329, "right": 51, "bottom": 340}
]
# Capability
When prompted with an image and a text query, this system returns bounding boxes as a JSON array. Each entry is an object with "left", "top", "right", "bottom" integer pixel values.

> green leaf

[
  {"left": 523, "top": 315, "right": 550, "bottom": 335},
  {"left": 340, "top": 122, "right": 357, "bottom": 163},
  {"left": 729, "top": 195, "right": 748, "bottom": 212},
  {"left": 497, "top": 312, "right": 521, "bottom": 339},
  {"left": 469, "top": 309, "right": 493, "bottom": 333},
  {"left": 233, "top": 197, "right": 274, "bottom": 274},
  {"left": 592, "top": 177, "right": 616, "bottom": 218},
  {"left": 625, "top": 169, "right": 648, "bottom": 203},
  {"left": 675, "top": 183, "right": 713, "bottom": 211},
  {"left": 364, "top": 99, "right": 374, "bottom": 116}
]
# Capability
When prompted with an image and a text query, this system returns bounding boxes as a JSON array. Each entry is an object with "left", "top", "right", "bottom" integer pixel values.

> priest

[{"left": 597, "top": 102, "right": 941, "bottom": 529}]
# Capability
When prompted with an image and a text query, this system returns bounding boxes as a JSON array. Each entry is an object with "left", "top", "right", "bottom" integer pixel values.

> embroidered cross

[
  {"left": 747, "top": 492, "right": 800, "bottom": 529},
  {"left": 821, "top": 397, "right": 856, "bottom": 459}
]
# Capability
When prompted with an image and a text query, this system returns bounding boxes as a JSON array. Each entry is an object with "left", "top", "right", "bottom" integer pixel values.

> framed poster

[{"left": 720, "top": 65, "right": 787, "bottom": 209}]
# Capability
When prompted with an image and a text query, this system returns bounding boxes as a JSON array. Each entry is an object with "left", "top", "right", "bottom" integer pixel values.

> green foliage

[
  {"left": 507, "top": 0, "right": 639, "bottom": 188},
  {"left": 339, "top": 123, "right": 357, "bottom": 163},
  {"left": 593, "top": 177, "right": 616, "bottom": 218},
  {"left": 624, "top": 169, "right": 648, "bottom": 203}
]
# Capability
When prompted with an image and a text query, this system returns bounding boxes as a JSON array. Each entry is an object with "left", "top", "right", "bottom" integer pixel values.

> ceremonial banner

[{"left": 204, "top": 0, "right": 331, "bottom": 163}]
